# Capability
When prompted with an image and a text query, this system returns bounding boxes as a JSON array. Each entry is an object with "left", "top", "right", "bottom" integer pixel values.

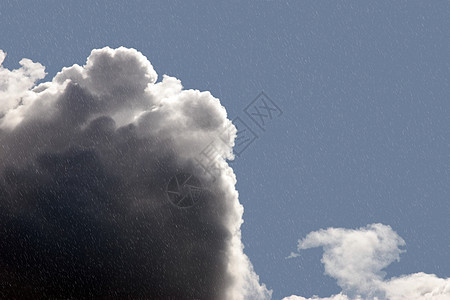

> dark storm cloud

[{"left": 0, "top": 48, "right": 271, "bottom": 299}]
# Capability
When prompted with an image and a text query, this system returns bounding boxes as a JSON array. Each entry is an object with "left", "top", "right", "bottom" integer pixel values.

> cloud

[
  {"left": 0, "top": 47, "right": 271, "bottom": 299},
  {"left": 283, "top": 294, "right": 356, "bottom": 300},
  {"left": 0, "top": 49, "right": 46, "bottom": 119},
  {"left": 283, "top": 224, "right": 450, "bottom": 300}
]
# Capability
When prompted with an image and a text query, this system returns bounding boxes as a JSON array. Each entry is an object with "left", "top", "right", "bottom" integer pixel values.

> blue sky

[{"left": 1, "top": 1, "right": 449, "bottom": 298}]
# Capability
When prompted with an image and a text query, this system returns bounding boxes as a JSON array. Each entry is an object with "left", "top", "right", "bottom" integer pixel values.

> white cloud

[
  {"left": 0, "top": 49, "right": 46, "bottom": 118},
  {"left": 384, "top": 273, "right": 450, "bottom": 300},
  {"left": 283, "top": 293, "right": 356, "bottom": 300},
  {"left": 284, "top": 224, "right": 450, "bottom": 300}
]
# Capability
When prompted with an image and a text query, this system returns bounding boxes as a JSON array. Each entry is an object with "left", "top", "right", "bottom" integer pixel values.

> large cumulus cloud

[
  {"left": 284, "top": 224, "right": 450, "bottom": 300},
  {"left": 0, "top": 47, "right": 271, "bottom": 299}
]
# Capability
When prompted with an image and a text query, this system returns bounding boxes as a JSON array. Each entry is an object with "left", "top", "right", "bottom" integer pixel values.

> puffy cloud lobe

[
  {"left": 283, "top": 224, "right": 450, "bottom": 300},
  {"left": 0, "top": 47, "right": 270, "bottom": 299},
  {"left": 0, "top": 49, "right": 46, "bottom": 118}
]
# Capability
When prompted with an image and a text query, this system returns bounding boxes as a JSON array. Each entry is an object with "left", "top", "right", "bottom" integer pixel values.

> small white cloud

[
  {"left": 283, "top": 293, "right": 356, "bottom": 300},
  {"left": 284, "top": 224, "right": 450, "bottom": 300},
  {"left": 286, "top": 252, "right": 300, "bottom": 259}
]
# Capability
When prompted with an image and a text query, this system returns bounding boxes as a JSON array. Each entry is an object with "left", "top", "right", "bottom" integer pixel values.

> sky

[{"left": 1, "top": 1, "right": 449, "bottom": 299}]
